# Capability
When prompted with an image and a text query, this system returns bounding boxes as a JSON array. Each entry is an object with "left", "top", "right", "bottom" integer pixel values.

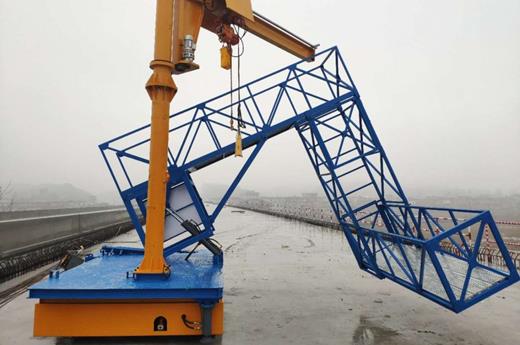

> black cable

[
  {"left": 209, "top": 238, "right": 223, "bottom": 249},
  {"left": 236, "top": 30, "right": 246, "bottom": 130},
  {"left": 230, "top": 53, "right": 234, "bottom": 129},
  {"left": 231, "top": 25, "right": 246, "bottom": 58},
  {"left": 181, "top": 314, "right": 201, "bottom": 330}
]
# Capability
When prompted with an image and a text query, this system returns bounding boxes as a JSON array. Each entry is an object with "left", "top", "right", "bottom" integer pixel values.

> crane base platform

[{"left": 29, "top": 248, "right": 223, "bottom": 337}]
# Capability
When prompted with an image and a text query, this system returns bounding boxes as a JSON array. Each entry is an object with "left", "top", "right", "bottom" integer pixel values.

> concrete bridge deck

[{"left": 0, "top": 206, "right": 518, "bottom": 344}]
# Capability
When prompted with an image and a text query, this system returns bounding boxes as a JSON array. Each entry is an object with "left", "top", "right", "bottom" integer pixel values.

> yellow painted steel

[
  {"left": 137, "top": 0, "right": 177, "bottom": 275},
  {"left": 34, "top": 300, "right": 224, "bottom": 337},
  {"left": 172, "top": 0, "right": 204, "bottom": 74},
  {"left": 225, "top": 0, "right": 254, "bottom": 21},
  {"left": 234, "top": 131, "right": 243, "bottom": 157},
  {"left": 220, "top": 46, "right": 232, "bottom": 70},
  {"left": 244, "top": 14, "right": 315, "bottom": 60}
]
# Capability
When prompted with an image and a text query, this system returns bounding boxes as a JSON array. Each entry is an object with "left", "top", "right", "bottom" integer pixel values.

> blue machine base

[{"left": 29, "top": 249, "right": 223, "bottom": 301}]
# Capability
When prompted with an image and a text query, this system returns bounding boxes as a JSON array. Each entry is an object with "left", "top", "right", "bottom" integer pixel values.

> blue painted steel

[
  {"left": 29, "top": 248, "right": 223, "bottom": 301},
  {"left": 99, "top": 47, "right": 519, "bottom": 312}
]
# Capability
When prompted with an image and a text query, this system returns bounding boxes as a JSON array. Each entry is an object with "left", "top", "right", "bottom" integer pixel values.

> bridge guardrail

[{"left": 0, "top": 208, "right": 129, "bottom": 259}]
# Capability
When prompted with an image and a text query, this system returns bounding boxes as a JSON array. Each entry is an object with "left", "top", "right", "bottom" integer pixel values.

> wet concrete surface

[{"left": 0, "top": 206, "right": 519, "bottom": 344}]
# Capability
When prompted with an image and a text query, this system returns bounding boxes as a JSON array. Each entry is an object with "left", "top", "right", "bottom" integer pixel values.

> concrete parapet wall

[
  {"left": 0, "top": 206, "right": 119, "bottom": 221},
  {"left": 0, "top": 208, "right": 129, "bottom": 258}
]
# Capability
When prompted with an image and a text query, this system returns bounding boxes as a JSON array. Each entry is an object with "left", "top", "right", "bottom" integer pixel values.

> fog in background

[{"left": 1, "top": 0, "right": 519, "bottom": 204}]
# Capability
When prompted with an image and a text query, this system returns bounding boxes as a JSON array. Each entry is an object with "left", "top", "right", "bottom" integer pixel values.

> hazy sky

[{"left": 1, "top": 0, "right": 519, "bottom": 199}]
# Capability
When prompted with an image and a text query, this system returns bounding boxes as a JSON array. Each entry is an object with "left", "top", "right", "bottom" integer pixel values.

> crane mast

[{"left": 138, "top": 0, "right": 316, "bottom": 277}]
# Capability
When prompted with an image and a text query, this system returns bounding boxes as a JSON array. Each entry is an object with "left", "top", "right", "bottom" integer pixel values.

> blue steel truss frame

[{"left": 99, "top": 47, "right": 518, "bottom": 312}]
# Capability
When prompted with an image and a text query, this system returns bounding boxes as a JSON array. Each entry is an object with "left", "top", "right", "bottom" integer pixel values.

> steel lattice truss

[{"left": 100, "top": 47, "right": 519, "bottom": 312}]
